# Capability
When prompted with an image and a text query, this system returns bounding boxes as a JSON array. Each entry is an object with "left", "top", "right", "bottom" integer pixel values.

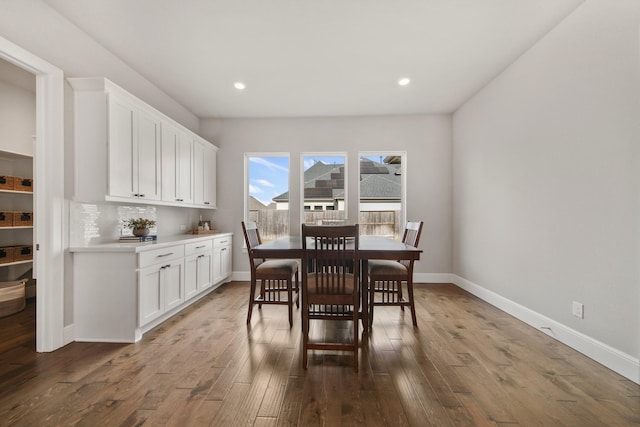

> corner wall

[{"left": 452, "top": 1, "right": 640, "bottom": 381}]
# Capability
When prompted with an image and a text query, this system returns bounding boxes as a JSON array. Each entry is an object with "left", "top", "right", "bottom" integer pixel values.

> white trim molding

[{"left": 452, "top": 274, "right": 639, "bottom": 385}]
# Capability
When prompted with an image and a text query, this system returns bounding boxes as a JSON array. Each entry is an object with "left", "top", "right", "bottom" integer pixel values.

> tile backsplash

[{"left": 69, "top": 201, "right": 201, "bottom": 246}]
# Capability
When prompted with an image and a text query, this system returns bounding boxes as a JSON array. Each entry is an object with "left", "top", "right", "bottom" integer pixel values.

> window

[
  {"left": 302, "top": 154, "right": 347, "bottom": 225},
  {"left": 245, "top": 154, "right": 290, "bottom": 242},
  {"left": 358, "top": 152, "right": 405, "bottom": 240}
]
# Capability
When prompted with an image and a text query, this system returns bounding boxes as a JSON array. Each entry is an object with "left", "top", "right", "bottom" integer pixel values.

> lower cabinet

[
  {"left": 139, "top": 260, "right": 184, "bottom": 326},
  {"left": 184, "top": 240, "right": 213, "bottom": 300},
  {"left": 213, "top": 235, "right": 232, "bottom": 284},
  {"left": 72, "top": 233, "right": 232, "bottom": 343}
]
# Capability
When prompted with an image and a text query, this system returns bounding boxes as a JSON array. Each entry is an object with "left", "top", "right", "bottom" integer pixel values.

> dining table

[{"left": 251, "top": 234, "right": 423, "bottom": 329}]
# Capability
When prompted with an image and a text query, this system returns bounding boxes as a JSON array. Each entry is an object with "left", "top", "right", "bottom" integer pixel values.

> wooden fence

[{"left": 248, "top": 210, "right": 402, "bottom": 242}]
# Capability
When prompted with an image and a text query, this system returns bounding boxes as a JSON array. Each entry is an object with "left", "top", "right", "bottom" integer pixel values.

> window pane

[
  {"left": 247, "top": 155, "right": 289, "bottom": 242},
  {"left": 302, "top": 154, "right": 346, "bottom": 225},
  {"left": 359, "top": 154, "right": 403, "bottom": 240}
]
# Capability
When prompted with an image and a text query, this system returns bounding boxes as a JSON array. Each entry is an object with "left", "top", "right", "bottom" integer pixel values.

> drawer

[
  {"left": 213, "top": 236, "right": 232, "bottom": 248},
  {"left": 185, "top": 239, "right": 213, "bottom": 256},
  {"left": 138, "top": 244, "right": 184, "bottom": 268}
]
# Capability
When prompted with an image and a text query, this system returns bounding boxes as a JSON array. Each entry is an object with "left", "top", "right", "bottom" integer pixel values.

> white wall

[
  {"left": 201, "top": 114, "right": 453, "bottom": 278},
  {"left": 0, "top": 0, "right": 199, "bottom": 132},
  {"left": 0, "top": 69, "right": 35, "bottom": 156},
  {"left": 453, "top": 0, "right": 639, "bottom": 374}
]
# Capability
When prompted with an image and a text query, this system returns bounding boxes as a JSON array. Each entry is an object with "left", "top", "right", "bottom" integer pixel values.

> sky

[{"left": 248, "top": 154, "right": 386, "bottom": 206}]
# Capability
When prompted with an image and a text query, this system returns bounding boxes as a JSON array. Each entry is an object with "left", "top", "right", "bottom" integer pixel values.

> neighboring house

[{"left": 272, "top": 158, "right": 401, "bottom": 212}]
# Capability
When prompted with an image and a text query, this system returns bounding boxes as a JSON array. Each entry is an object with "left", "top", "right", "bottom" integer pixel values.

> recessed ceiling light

[
  {"left": 398, "top": 77, "right": 411, "bottom": 86},
  {"left": 234, "top": 81, "right": 246, "bottom": 90}
]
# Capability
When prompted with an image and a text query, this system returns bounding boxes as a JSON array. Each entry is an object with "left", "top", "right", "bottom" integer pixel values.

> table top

[{"left": 252, "top": 235, "right": 422, "bottom": 260}]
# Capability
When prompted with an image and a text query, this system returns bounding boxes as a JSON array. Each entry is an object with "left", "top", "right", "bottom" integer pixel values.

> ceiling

[{"left": 43, "top": 0, "right": 584, "bottom": 119}]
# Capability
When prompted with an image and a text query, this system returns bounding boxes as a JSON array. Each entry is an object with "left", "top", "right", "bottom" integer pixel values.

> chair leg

[
  {"left": 287, "top": 277, "right": 293, "bottom": 328},
  {"left": 369, "top": 279, "right": 375, "bottom": 328},
  {"left": 407, "top": 279, "right": 417, "bottom": 327},
  {"left": 302, "top": 304, "right": 309, "bottom": 369},
  {"left": 247, "top": 277, "right": 257, "bottom": 324},
  {"left": 258, "top": 279, "right": 265, "bottom": 309},
  {"left": 353, "top": 304, "right": 359, "bottom": 373},
  {"left": 398, "top": 280, "right": 405, "bottom": 311},
  {"left": 294, "top": 271, "right": 300, "bottom": 308}
]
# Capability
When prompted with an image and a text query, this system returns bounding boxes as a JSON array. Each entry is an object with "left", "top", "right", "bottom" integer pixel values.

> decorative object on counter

[
  {"left": 191, "top": 229, "right": 218, "bottom": 234},
  {"left": 124, "top": 217, "right": 157, "bottom": 237},
  {"left": 197, "top": 215, "right": 204, "bottom": 231},
  {"left": 0, "top": 279, "right": 27, "bottom": 317},
  {"left": 119, "top": 235, "right": 157, "bottom": 243}
]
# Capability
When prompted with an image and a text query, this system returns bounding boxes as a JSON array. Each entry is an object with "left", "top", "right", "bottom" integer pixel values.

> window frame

[
  {"left": 244, "top": 152, "right": 291, "bottom": 242},
  {"left": 300, "top": 152, "right": 349, "bottom": 223},
  {"left": 357, "top": 151, "right": 407, "bottom": 238}
]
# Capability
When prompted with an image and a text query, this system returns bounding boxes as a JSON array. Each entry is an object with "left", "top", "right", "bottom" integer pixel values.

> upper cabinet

[
  {"left": 161, "top": 122, "right": 193, "bottom": 204},
  {"left": 193, "top": 138, "right": 216, "bottom": 207},
  {"left": 69, "top": 77, "right": 217, "bottom": 209}
]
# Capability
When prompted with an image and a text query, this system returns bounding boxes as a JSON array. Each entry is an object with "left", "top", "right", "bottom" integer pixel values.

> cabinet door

[
  {"left": 108, "top": 95, "right": 136, "bottom": 198},
  {"left": 161, "top": 124, "right": 179, "bottom": 202},
  {"left": 197, "top": 252, "right": 213, "bottom": 290},
  {"left": 161, "top": 124, "right": 192, "bottom": 204},
  {"left": 220, "top": 244, "right": 232, "bottom": 279},
  {"left": 136, "top": 109, "right": 162, "bottom": 201},
  {"left": 194, "top": 140, "right": 217, "bottom": 207},
  {"left": 139, "top": 265, "right": 164, "bottom": 326},
  {"left": 176, "top": 134, "right": 193, "bottom": 203},
  {"left": 184, "top": 254, "right": 199, "bottom": 299},
  {"left": 163, "top": 261, "right": 184, "bottom": 311}
]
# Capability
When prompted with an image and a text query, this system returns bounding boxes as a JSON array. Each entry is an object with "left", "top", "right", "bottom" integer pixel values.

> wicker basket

[
  {"left": 0, "top": 176, "right": 15, "bottom": 191},
  {"left": 12, "top": 245, "right": 33, "bottom": 262},
  {"left": 0, "top": 211, "right": 13, "bottom": 227},
  {"left": 13, "top": 177, "right": 33, "bottom": 192},
  {"left": 13, "top": 212, "right": 33, "bottom": 227},
  {"left": 0, "top": 247, "right": 14, "bottom": 264},
  {"left": 0, "top": 279, "right": 26, "bottom": 317}
]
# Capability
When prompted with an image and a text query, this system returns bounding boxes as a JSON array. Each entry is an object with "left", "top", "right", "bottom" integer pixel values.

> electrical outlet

[
  {"left": 180, "top": 224, "right": 186, "bottom": 231},
  {"left": 572, "top": 301, "right": 584, "bottom": 319}
]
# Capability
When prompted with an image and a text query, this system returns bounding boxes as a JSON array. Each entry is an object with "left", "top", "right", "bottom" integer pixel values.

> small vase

[{"left": 132, "top": 227, "right": 149, "bottom": 237}]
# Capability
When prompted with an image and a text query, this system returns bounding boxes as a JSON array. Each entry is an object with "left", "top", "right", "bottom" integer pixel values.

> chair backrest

[
  {"left": 400, "top": 221, "right": 423, "bottom": 268},
  {"left": 302, "top": 224, "right": 359, "bottom": 297},
  {"left": 241, "top": 221, "right": 263, "bottom": 269}
]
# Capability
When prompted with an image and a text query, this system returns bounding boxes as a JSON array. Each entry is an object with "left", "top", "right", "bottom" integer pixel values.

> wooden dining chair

[
  {"left": 241, "top": 221, "right": 299, "bottom": 327},
  {"left": 367, "top": 221, "right": 423, "bottom": 327},
  {"left": 301, "top": 224, "right": 360, "bottom": 371}
]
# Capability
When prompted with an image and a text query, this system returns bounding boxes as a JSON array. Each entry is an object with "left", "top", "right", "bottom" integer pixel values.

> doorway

[{"left": 0, "top": 36, "right": 65, "bottom": 352}]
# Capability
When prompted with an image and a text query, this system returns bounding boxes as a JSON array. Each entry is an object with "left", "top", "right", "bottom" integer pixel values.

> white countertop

[{"left": 69, "top": 232, "right": 233, "bottom": 253}]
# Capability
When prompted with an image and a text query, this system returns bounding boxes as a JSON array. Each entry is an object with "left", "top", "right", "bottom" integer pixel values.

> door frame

[{"left": 0, "top": 37, "right": 65, "bottom": 352}]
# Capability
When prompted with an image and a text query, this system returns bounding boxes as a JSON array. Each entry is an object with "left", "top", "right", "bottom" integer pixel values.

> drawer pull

[
  {"left": 195, "top": 245, "right": 206, "bottom": 249},
  {"left": 157, "top": 252, "right": 174, "bottom": 258}
]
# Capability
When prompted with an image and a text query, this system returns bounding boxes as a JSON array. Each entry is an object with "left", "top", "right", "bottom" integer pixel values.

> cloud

[
  {"left": 250, "top": 157, "right": 289, "bottom": 172},
  {"left": 249, "top": 184, "right": 262, "bottom": 194},
  {"left": 255, "top": 179, "right": 274, "bottom": 187}
]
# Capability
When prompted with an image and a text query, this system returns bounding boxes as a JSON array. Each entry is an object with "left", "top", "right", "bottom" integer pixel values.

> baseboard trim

[
  {"left": 63, "top": 324, "right": 75, "bottom": 346},
  {"left": 451, "top": 274, "right": 639, "bottom": 385}
]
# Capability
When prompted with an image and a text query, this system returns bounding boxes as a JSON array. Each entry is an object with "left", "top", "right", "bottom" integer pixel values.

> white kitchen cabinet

[
  {"left": 107, "top": 91, "right": 161, "bottom": 201},
  {"left": 161, "top": 123, "right": 193, "bottom": 204},
  {"left": 69, "top": 77, "right": 216, "bottom": 208},
  {"left": 72, "top": 233, "right": 232, "bottom": 343},
  {"left": 213, "top": 235, "right": 232, "bottom": 284},
  {"left": 184, "top": 240, "right": 213, "bottom": 300},
  {"left": 193, "top": 138, "right": 217, "bottom": 207},
  {"left": 138, "top": 244, "right": 184, "bottom": 326}
]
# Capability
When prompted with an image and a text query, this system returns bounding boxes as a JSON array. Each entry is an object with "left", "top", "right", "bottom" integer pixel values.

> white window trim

[{"left": 300, "top": 152, "right": 348, "bottom": 222}]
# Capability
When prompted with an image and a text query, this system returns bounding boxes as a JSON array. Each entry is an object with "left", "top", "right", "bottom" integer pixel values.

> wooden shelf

[
  {"left": 0, "top": 259, "right": 32, "bottom": 268},
  {"left": 0, "top": 189, "right": 32, "bottom": 195},
  {"left": 0, "top": 226, "right": 33, "bottom": 230}
]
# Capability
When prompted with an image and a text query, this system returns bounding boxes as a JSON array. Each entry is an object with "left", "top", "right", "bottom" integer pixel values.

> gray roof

[{"left": 273, "top": 158, "right": 400, "bottom": 202}]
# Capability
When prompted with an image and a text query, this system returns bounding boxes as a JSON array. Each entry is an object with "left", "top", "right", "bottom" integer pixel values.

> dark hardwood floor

[{"left": 0, "top": 283, "right": 638, "bottom": 426}]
